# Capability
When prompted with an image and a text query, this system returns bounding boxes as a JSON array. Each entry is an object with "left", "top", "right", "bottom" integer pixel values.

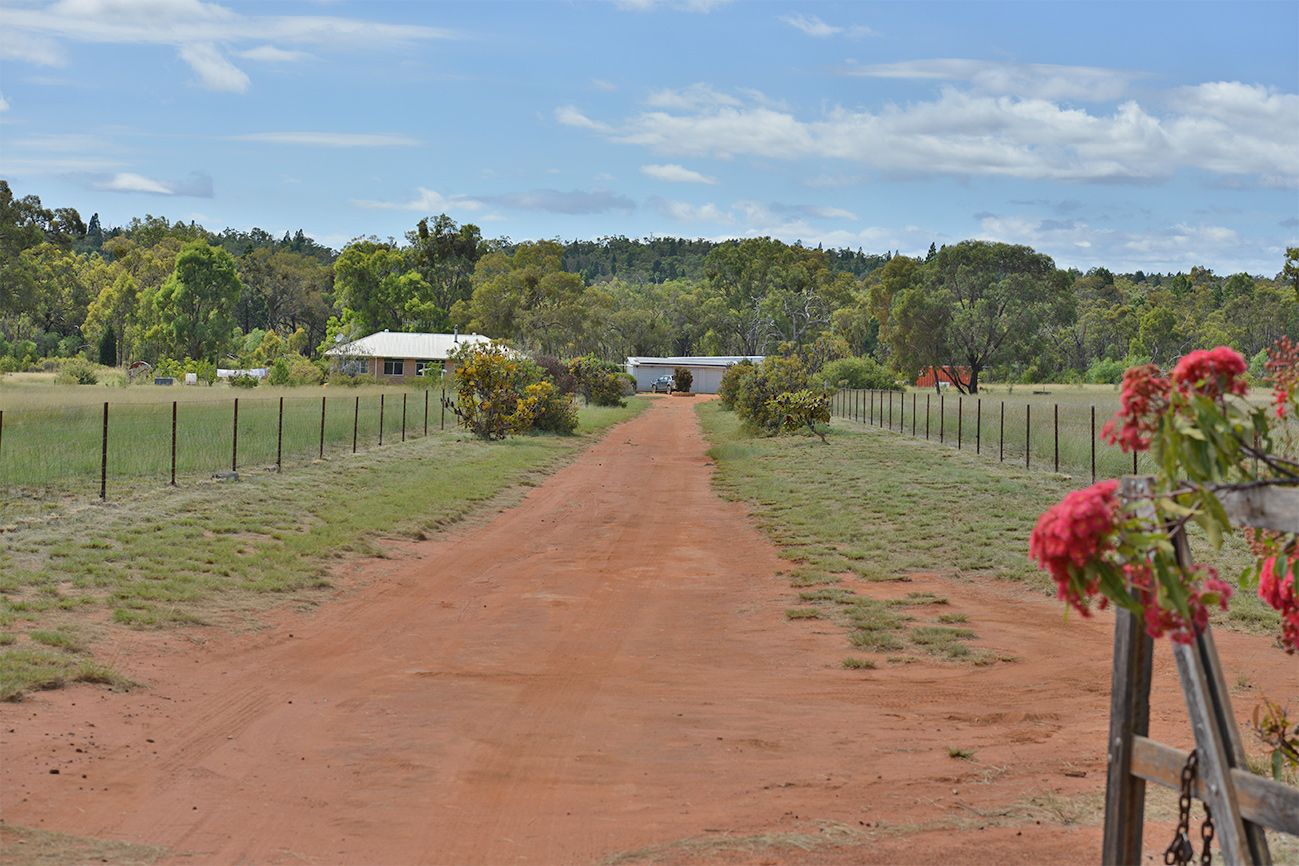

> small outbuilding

[
  {"left": 625, "top": 355, "right": 765, "bottom": 394},
  {"left": 325, "top": 330, "right": 492, "bottom": 383}
]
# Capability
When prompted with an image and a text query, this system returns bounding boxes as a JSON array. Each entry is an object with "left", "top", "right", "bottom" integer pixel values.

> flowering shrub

[{"left": 1033, "top": 342, "right": 1299, "bottom": 653}]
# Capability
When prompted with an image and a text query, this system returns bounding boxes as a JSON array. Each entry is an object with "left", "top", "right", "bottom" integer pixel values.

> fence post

[
  {"left": 1000, "top": 401, "right": 1005, "bottom": 462},
  {"left": 424, "top": 390, "right": 429, "bottom": 436},
  {"left": 440, "top": 386, "right": 446, "bottom": 431},
  {"left": 889, "top": 390, "right": 894, "bottom": 429},
  {"left": 1054, "top": 403, "right": 1059, "bottom": 473},
  {"left": 276, "top": 396, "right": 284, "bottom": 473},
  {"left": 1, "top": 409, "right": 4, "bottom": 457},
  {"left": 379, "top": 394, "right": 385, "bottom": 446},
  {"left": 352, "top": 396, "right": 359, "bottom": 454},
  {"left": 1026, "top": 404, "right": 1031, "bottom": 469},
  {"left": 319, "top": 396, "right": 326, "bottom": 460},
  {"left": 940, "top": 394, "right": 945, "bottom": 443},
  {"left": 170, "top": 401, "right": 177, "bottom": 486},
  {"left": 976, "top": 398, "right": 982, "bottom": 455},
  {"left": 925, "top": 394, "right": 930, "bottom": 439},
  {"left": 402, "top": 393, "right": 407, "bottom": 442},
  {"left": 1091, "top": 405, "right": 1097, "bottom": 484},
  {"left": 957, "top": 396, "right": 963, "bottom": 449},
  {"left": 232, "top": 398, "right": 239, "bottom": 472},
  {"left": 899, "top": 389, "right": 904, "bottom": 431},
  {"left": 100, "top": 401, "right": 109, "bottom": 500},
  {"left": 911, "top": 393, "right": 916, "bottom": 436},
  {"left": 1133, "top": 450, "right": 1138, "bottom": 476},
  {"left": 869, "top": 390, "right": 874, "bottom": 425}
]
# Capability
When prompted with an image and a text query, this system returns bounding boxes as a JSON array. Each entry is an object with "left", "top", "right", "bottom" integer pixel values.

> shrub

[
  {"left": 531, "top": 384, "right": 580, "bottom": 434},
  {"left": 733, "top": 355, "right": 811, "bottom": 435},
  {"left": 567, "top": 356, "right": 626, "bottom": 407},
  {"left": 814, "top": 356, "right": 901, "bottom": 391},
  {"left": 1086, "top": 358, "right": 1127, "bottom": 385},
  {"left": 326, "top": 372, "right": 375, "bottom": 387},
  {"left": 268, "top": 355, "right": 324, "bottom": 387},
  {"left": 767, "top": 388, "right": 832, "bottom": 443},
  {"left": 672, "top": 367, "right": 693, "bottom": 393},
  {"left": 55, "top": 358, "right": 99, "bottom": 385},
  {"left": 718, "top": 360, "right": 756, "bottom": 410},
  {"left": 533, "top": 354, "right": 578, "bottom": 394},
  {"left": 156, "top": 358, "right": 217, "bottom": 385},
  {"left": 228, "top": 373, "right": 260, "bottom": 389},
  {"left": 450, "top": 343, "right": 564, "bottom": 439}
]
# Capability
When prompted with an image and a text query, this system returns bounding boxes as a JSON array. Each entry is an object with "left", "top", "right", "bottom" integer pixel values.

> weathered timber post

[
  {"left": 100, "top": 401, "right": 109, "bottom": 500},
  {"left": 232, "top": 398, "right": 239, "bottom": 472},
  {"left": 276, "top": 396, "right": 284, "bottom": 472},
  {"left": 170, "top": 401, "right": 178, "bottom": 486}
]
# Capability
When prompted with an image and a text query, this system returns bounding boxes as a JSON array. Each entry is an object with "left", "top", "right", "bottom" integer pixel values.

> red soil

[{"left": 1, "top": 396, "right": 1295, "bottom": 865}]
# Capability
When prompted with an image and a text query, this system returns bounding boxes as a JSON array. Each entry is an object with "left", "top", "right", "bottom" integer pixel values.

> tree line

[{"left": 2, "top": 180, "right": 1296, "bottom": 391}]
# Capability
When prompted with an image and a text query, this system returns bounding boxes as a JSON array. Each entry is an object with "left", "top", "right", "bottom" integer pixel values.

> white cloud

[
  {"left": 0, "top": 0, "right": 454, "bottom": 92},
  {"left": 565, "top": 81, "right": 1299, "bottom": 187},
  {"left": 238, "top": 45, "right": 310, "bottom": 62},
  {"left": 645, "top": 83, "right": 741, "bottom": 111},
  {"left": 554, "top": 105, "right": 609, "bottom": 132},
  {"left": 841, "top": 58, "right": 1134, "bottom": 101},
  {"left": 230, "top": 131, "right": 420, "bottom": 147},
  {"left": 354, "top": 188, "right": 486, "bottom": 212},
  {"left": 641, "top": 163, "right": 716, "bottom": 184},
  {"left": 591, "top": 79, "right": 618, "bottom": 92},
  {"left": 178, "top": 43, "right": 250, "bottom": 92},
  {"left": 90, "top": 170, "right": 214, "bottom": 197},
  {"left": 651, "top": 198, "right": 731, "bottom": 223},
  {"left": 0, "top": 32, "right": 66, "bottom": 66},
  {"left": 779, "top": 13, "right": 875, "bottom": 38},
  {"left": 0, "top": 94, "right": 9, "bottom": 112}
]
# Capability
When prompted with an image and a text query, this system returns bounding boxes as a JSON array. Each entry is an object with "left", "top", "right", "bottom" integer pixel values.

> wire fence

[
  {"left": 0, "top": 387, "right": 460, "bottom": 500},
  {"left": 831, "top": 388, "right": 1150, "bottom": 483}
]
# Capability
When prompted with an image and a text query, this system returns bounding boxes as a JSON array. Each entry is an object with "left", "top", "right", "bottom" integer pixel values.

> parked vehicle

[{"left": 648, "top": 375, "right": 674, "bottom": 393}]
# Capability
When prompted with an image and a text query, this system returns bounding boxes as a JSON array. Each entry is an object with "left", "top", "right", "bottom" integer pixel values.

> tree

[
  {"left": 407, "top": 214, "right": 484, "bottom": 317},
  {"left": 152, "top": 241, "right": 242, "bottom": 361},
  {"left": 332, "top": 241, "right": 438, "bottom": 334},
  {"left": 913, "top": 241, "right": 1072, "bottom": 393},
  {"left": 1284, "top": 247, "right": 1299, "bottom": 302}
]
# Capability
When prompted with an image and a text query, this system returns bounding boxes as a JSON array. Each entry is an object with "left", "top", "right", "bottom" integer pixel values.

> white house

[
  {"left": 625, "top": 356, "right": 765, "bottom": 394},
  {"left": 324, "top": 330, "right": 492, "bottom": 382}
]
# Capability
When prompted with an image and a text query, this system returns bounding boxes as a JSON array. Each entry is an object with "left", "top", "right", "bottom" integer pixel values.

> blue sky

[{"left": 1, "top": 0, "right": 1296, "bottom": 274}]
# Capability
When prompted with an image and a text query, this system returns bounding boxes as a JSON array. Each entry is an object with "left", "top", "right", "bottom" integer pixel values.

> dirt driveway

[{"left": 2, "top": 395, "right": 1295, "bottom": 865}]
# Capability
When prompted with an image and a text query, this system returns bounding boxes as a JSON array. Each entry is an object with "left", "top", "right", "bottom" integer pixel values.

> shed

[
  {"left": 625, "top": 356, "right": 765, "bottom": 394},
  {"left": 324, "top": 330, "right": 492, "bottom": 382}
]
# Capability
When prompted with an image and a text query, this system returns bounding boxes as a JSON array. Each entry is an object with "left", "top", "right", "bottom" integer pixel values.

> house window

[
  {"left": 339, "top": 357, "right": 368, "bottom": 376},
  {"left": 383, "top": 358, "right": 404, "bottom": 376},
  {"left": 415, "top": 360, "right": 443, "bottom": 377}
]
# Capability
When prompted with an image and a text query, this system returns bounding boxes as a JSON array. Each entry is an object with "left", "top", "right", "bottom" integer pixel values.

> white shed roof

[
  {"left": 626, "top": 355, "right": 765, "bottom": 368},
  {"left": 325, "top": 331, "right": 491, "bottom": 360}
]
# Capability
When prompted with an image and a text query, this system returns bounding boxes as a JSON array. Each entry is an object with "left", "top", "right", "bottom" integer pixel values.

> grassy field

[
  {"left": 699, "top": 401, "right": 1281, "bottom": 665},
  {"left": 829, "top": 384, "right": 1154, "bottom": 482},
  {"left": 0, "top": 397, "right": 646, "bottom": 700},
  {"left": 0, "top": 377, "right": 455, "bottom": 495}
]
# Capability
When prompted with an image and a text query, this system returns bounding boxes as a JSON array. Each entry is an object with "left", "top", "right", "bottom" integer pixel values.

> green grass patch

[
  {"left": 27, "top": 629, "right": 86, "bottom": 653},
  {"left": 785, "top": 607, "right": 821, "bottom": 620},
  {"left": 841, "top": 656, "right": 876, "bottom": 670},
  {"left": 937, "top": 612, "right": 969, "bottom": 624},
  {"left": 0, "top": 399, "right": 647, "bottom": 700},
  {"left": 0, "top": 648, "right": 132, "bottom": 701},
  {"left": 948, "top": 746, "right": 976, "bottom": 760}
]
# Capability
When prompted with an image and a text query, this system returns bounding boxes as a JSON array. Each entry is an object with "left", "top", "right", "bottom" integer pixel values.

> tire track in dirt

[{"left": 1, "top": 395, "right": 1295, "bottom": 866}]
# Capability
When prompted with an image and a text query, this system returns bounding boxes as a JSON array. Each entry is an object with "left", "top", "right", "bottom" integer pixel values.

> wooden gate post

[{"left": 1102, "top": 476, "right": 1156, "bottom": 866}]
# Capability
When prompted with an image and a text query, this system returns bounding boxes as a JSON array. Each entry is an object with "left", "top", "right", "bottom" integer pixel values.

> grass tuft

[{"left": 841, "top": 657, "right": 876, "bottom": 670}]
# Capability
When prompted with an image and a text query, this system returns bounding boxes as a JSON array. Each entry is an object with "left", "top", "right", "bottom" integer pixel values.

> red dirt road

[{"left": 1, "top": 396, "right": 1295, "bottom": 865}]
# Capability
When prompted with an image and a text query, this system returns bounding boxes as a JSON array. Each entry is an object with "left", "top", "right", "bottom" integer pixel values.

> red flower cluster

[
  {"left": 1265, "top": 337, "right": 1299, "bottom": 419},
  {"left": 1029, "top": 480, "right": 1120, "bottom": 616},
  {"left": 1171, "top": 346, "right": 1248, "bottom": 400},
  {"left": 1259, "top": 556, "right": 1299, "bottom": 654},
  {"left": 1126, "top": 563, "right": 1233, "bottom": 645},
  {"left": 1101, "top": 365, "right": 1169, "bottom": 453}
]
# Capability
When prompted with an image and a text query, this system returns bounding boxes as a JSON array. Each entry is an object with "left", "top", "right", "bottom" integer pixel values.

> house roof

[
  {"left": 324, "top": 331, "right": 491, "bottom": 360},
  {"left": 625, "top": 355, "right": 765, "bottom": 368}
]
